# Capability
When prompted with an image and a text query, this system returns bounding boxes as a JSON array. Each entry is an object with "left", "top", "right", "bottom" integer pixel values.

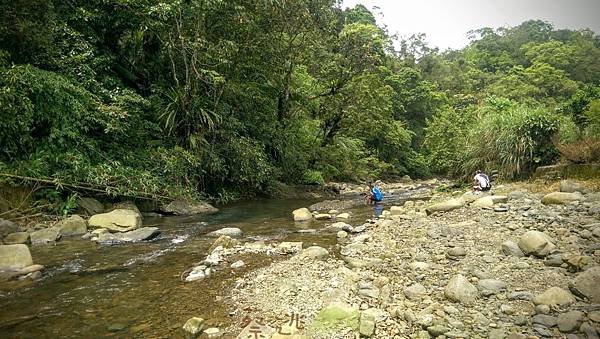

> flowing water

[{"left": 0, "top": 191, "right": 427, "bottom": 338}]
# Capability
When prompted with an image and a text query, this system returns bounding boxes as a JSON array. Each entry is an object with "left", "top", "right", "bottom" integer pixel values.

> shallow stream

[{"left": 0, "top": 191, "right": 425, "bottom": 338}]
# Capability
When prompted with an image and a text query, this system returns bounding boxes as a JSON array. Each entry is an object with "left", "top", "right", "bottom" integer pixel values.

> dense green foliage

[{"left": 1, "top": 1, "right": 599, "bottom": 203}]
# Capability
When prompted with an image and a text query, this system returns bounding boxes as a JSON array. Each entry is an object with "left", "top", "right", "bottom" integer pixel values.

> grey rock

[
  {"left": 89, "top": 209, "right": 142, "bottom": 232},
  {"left": 208, "top": 227, "right": 243, "bottom": 238},
  {"left": 518, "top": 231, "right": 556, "bottom": 257},
  {"left": 444, "top": 274, "right": 478, "bottom": 303},
  {"left": 427, "top": 324, "right": 450, "bottom": 337},
  {"left": 557, "top": 311, "right": 584, "bottom": 333},
  {"left": 489, "top": 328, "right": 506, "bottom": 339},
  {"left": 161, "top": 200, "right": 218, "bottom": 215},
  {"left": 533, "top": 325, "right": 554, "bottom": 337},
  {"left": 0, "top": 219, "right": 19, "bottom": 238},
  {"left": 560, "top": 180, "right": 587, "bottom": 193},
  {"left": 425, "top": 199, "right": 464, "bottom": 215},
  {"left": 446, "top": 247, "right": 466, "bottom": 259},
  {"left": 477, "top": 279, "right": 507, "bottom": 296},
  {"left": 580, "top": 322, "right": 599, "bottom": 339},
  {"left": 502, "top": 240, "right": 525, "bottom": 257},
  {"left": 3, "top": 232, "right": 29, "bottom": 245},
  {"left": 509, "top": 291, "right": 534, "bottom": 301},
  {"left": 569, "top": 266, "right": 600, "bottom": 302},
  {"left": 544, "top": 253, "right": 563, "bottom": 267},
  {"left": 30, "top": 227, "right": 61, "bottom": 245},
  {"left": 77, "top": 197, "right": 104, "bottom": 215},
  {"left": 535, "top": 304, "right": 551, "bottom": 315},
  {"left": 55, "top": 215, "right": 87, "bottom": 236},
  {"left": 404, "top": 283, "right": 427, "bottom": 300},
  {"left": 532, "top": 314, "right": 557, "bottom": 327},
  {"left": 95, "top": 227, "right": 160, "bottom": 245}
]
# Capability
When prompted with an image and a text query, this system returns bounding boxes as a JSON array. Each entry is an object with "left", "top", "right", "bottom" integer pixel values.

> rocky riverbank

[{"left": 220, "top": 179, "right": 600, "bottom": 338}]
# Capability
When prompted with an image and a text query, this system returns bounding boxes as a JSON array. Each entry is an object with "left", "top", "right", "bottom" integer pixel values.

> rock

[
  {"left": 351, "top": 225, "right": 366, "bottom": 233},
  {"left": 477, "top": 279, "right": 507, "bottom": 296},
  {"left": 292, "top": 208, "right": 312, "bottom": 221},
  {"left": 55, "top": 215, "right": 87, "bottom": 236},
  {"left": 535, "top": 304, "right": 551, "bottom": 314},
  {"left": 95, "top": 227, "right": 160, "bottom": 245},
  {"left": 182, "top": 317, "right": 205, "bottom": 336},
  {"left": 557, "top": 311, "right": 584, "bottom": 333},
  {"left": 336, "top": 213, "right": 350, "bottom": 219},
  {"left": 404, "top": 283, "right": 427, "bottom": 300},
  {"left": 569, "top": 266, "right": 600, "bottom": 302},
  {"left": 337, "top": 231, "right": 348, "bottom": 238},
  {"left": 313, "top": 302, "right": 359, "bottom": 330},
  {"left": 0, "top": 244, "right": 33, "bottom": 270},
  {"left": 208, "top": 235, "right": 240, "bottom": 253},
  {"left": 428, "top": 325, "right": 450, "bottom": 337},
  {"left": 231, "top": 260, "right": 245, "bottom": 269},
  {"left": 77, "top": 197, "right": 104, "bottom": 215},
  {"left": 0, "top": 219, "right": 19, "bottom": 238},
  {"left": 3, "top": 232, "right": 29, "bottom": 245},
  {"left": 30, "top": 227, "right": 61, "bottom": 245},
  {"left": 508, "top": 190, "right": 527, "bottom": 199},
  {"left": 410, "top": 262, "right": 430, "bottom": 270},
  {"left": 186, "top": 265, "right": 211, "bottom": 281},
  {"left": 359, "top": 310, "right": 376, "bottom": 337},
  {"left": 541, "top": 192, "right": 585, "bottom": 205},
  {"left": 425, "top": 199, "right": 464, "bottom": 215},
  {"left": 309, "top": 200, "right": 355, "bottom": 212},
  {"left": 446, "top": 247, "right": 466, "bottom": 259},
  {"left": 314, "top": 213, "right": 332, "bottom": 220},
  {"left": 488, "top": 329, "right": 506, "bottom": 339},
  {"left": 544, "top": 253, "right": 563, "bottom": 267},
  {"left": 532, "top": 314, "right": 557, "bottom": 327},
  {"left": 301, "top": 246, "right": 329, "bottom": 260},
  {"left": 518, "top": 231, "right": 556, "bottom": 257},
  {"left": 560, "top": 180, "right": 587, "bottom": 193},
  {"left": 533, "top": 287, "right": 576, "bottom": 307},
  {"left": 471, "top": 196, "right": 495, "bottom": 208},
  {"left": 444, "top": 274, "right": 478, "bottom": 303},
  {"left": 580, "top": 323, "right": 599, "bottom": 338},
  {"left": 277, "top": 242, "right": 303, "bottom": 254},
  {"left": 509, "top": 291, "right": 534, "bottom": 301},
  {"left": 502, "top": 240, "right": 524, "bottom": 257},
  {"left": 203, "top": 327, "right": 221, "bottom": 337},
  {"left": 207, "top": 227, "right": 243, "bottom": 238},
  {"left": 89, "top": 209, "right": 142, "bottom": 232},
  {"left": 328, "top": 222, "right": 351, "bottom": 230},
  {"left": 161, "top": 200, "right": 218, "bottom": 215}
]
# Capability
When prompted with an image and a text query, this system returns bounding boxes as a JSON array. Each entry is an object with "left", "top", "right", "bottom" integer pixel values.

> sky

[{"left": 341, "top": 0, "right": 600, "bottom": 50}]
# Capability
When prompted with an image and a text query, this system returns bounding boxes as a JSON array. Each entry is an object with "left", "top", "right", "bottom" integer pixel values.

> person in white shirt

[{"left": 473, "top": 170, "right": 491, "bottom": 192}]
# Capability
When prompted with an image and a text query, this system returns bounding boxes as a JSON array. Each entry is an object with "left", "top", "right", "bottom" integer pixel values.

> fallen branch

[{"left": 0, "top": 173, "right": 172, "bottom": 202}]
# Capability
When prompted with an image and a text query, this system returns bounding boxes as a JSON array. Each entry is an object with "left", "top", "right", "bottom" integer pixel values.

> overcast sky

[{"left": 341, "top": 0, "right": 600, "bottom": 50}]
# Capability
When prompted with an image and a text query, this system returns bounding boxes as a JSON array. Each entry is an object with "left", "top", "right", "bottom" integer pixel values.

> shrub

[{"left": 302, "top": 170, "right": 325, "bottom": 186}]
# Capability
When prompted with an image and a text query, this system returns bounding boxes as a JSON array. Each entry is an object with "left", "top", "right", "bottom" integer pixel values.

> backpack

[{"left": 372, "top": 187, "right": 383, "bottom": 201}]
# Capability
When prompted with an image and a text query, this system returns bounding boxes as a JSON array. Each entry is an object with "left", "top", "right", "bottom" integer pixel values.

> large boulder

[
  {"left": 569, "top": 266, "right": 600, "bottom": 302},
  {"left": 444, "top": 274, "right": 478, "bottom": 303},
  {"left": 30, "top": 227, "right": 61, "bottom": 245},
  {"left": 292, "top": 208, "right": 312, "bottom": 222},
  {"left": 533, "top": 287, "right": 576, "bottom": 307},
  {"left": 426, "top": 199, "right": 464, "bottom": 215},
  {"left": 0, "top": 244, "right": 33, "bottom": 270},
  {"left": 518, "top": 231, "right": 556, "bottom": 257},
  {"left": 88, "top": 209, "right": 142, "bottom": 232},
  {"left": 207, "top": 227, "right": 243, "bottom": 238},
  {"left": 77, "top": 197, "right": 104, "bottom": 215},
  {"left": 94, "top": 227, "right": 160, "bottom": 245},
  {"left": 55, "top": 215, "right": 87, "bottom": 236},
  {"left": 3, "top": 232, "right": 30, "bottom": 245},
  {"left": 0, "top": 218, "right": 19, "bottom": 238},
  {"left": 160, "top": 200, "right": 218, "bottom": 215},
  {"left": 541, "top": 192, "right": 585, "bottom": 205}
]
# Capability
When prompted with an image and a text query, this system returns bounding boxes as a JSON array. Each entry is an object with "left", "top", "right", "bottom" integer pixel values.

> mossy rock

[{"left": 312, "top": 302, "right": 359, "bottom": 330}]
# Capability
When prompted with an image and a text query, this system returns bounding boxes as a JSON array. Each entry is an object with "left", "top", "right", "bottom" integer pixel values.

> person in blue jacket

[{"left": 366, "top": 182, "right": 383, "bottom": 204}]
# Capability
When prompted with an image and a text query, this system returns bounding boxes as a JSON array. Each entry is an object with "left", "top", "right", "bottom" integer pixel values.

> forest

[{"left": 1, "top": 0, "right": 599, "bottom": 205}]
